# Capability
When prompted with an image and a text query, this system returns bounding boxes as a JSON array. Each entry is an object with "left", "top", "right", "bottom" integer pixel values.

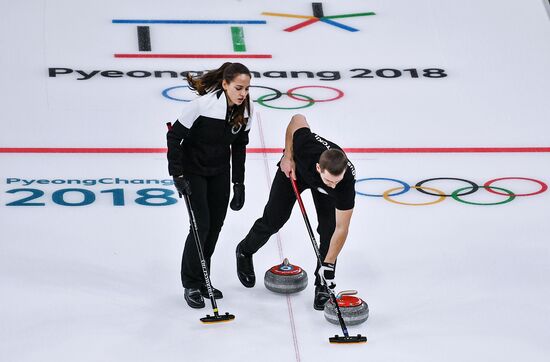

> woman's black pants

[{"left": 180, "top": 171, "right": 230, "bottom": 289}]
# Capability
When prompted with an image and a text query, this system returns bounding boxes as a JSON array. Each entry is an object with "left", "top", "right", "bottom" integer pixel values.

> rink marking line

[
  {"left": 2, "top": 147, "right": 550, "bottom": 154},
  {"left": 114, "top": 54, "right": 272, "bottom": 59},
  {"left": 112, "top": 20, "right": 267, "bottom": 25},
  {"left": 257, "top": 113, "right": 302, "bottom": 362}
]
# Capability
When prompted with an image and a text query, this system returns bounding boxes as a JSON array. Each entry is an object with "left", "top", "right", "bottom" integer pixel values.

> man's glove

[
  {"left": 319, "top": 262, "right": 336, "bottom": 290},
  {"left": 173, "top": 175, "right": 191, "bottom": 196},
  {"left": 230, "top": 183, "right": 245, "bottom": 211}
]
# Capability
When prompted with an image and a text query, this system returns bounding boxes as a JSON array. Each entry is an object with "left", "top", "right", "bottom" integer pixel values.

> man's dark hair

[{"left": 318, "top": 149, "right": 348, "bottom": 175}]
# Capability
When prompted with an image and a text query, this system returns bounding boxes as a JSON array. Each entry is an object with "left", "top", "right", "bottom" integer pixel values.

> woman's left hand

[{"left": 230, "top": 183, "right": 245, "bottom": 211}]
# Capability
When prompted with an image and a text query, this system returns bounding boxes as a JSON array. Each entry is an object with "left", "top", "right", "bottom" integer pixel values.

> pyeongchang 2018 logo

[
  {"left": 47, "top": 3, "right": 447, "bottom": 107},
  {"left": 109, "top": 3, "right": 372, "bottom": 108},
  {"left": 111, "top": 2, "right": 375, "bottom": 60}
]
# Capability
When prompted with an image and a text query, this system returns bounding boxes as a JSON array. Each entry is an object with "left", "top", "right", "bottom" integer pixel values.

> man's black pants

[
  {"left": 240, "top": 168, "right": 336, "bottom": 285},
  {"left": 181, "top": 171, "right": 230, "bottom": 289}
]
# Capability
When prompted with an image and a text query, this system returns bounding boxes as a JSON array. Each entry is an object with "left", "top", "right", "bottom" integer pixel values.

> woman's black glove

[
  {"left": 173, "top": 175, "right": 191, "bottom": 196},
  {"left": 230, "top": 183, "right": 245, "bottom": 211}
]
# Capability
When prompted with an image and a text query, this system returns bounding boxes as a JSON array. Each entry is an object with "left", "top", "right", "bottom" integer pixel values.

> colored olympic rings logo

[
  {"left": 161, "top": 85, "right": 344, "bottom": 109},
  {"left": 251, "top": 85, "right": 344, "bottom": 109},
  {"left": 355, "top": 177, "right": 548, "bottom": 206}
]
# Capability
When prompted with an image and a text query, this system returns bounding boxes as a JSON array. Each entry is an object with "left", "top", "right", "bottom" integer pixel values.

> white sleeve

[
  {"left": 177, "top": 99, "right": 200, "bottom": 128},
  {"left": 245, "top": 101, "right": 256, "bottom": 131}
]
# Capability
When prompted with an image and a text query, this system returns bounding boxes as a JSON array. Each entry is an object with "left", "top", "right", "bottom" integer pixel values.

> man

[{"left": 236, "top": 114, "right": 356, "bottom": 310}]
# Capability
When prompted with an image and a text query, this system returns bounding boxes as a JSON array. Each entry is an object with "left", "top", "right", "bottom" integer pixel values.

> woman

[{"left": 166, "top": 62, "right": 254, "bottom": 308}]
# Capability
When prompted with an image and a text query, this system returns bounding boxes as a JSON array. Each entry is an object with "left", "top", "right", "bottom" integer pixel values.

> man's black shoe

[
  {"left": 184, "top": 288, "right": 205, "bottom": 309},
  {"left": 313, "top": 284, "right": 331, "bottom": 311},
  {"left": 236, "top": 243, "right": 255, "bottom": 288},
  {"left": 200, "top": 284, "right": 223, "bottom": 299}
]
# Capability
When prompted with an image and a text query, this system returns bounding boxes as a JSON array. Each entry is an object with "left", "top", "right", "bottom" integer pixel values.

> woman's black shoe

[
  {"left": 184, "top": 288, "right": 205, "bottom": 309},
  {"left": 200, "top": 285, "right": 223, "bottom": 299},
  {"left": 235, "top": 243, "right": 256, "bottom": 288}
]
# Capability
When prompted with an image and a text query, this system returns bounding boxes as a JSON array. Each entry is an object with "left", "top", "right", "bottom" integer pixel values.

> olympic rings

[
  {"left": 249, "top": 85, "right": 282, "bottom": 102},
  {"left": 415, "top": 177, "right": 479, "bottom": 197},
  {"left": 286, "top": 86, "right": 344, "bottom": 103},
  {"left": 483, "top": 177, "right": 548, "bottom": 197},
  {"left": 252, "top": 85, "right": 344, "bottom": 109},
  {"left": 355, "top": 177, "right": 547, "bottom": 206},
  {"left": 162, "top": 85, "right": 193, "bottom": 102},
  {"left": 355, "top": 178, "right": 410, "bottom": 197},
  {"left": 383, "top": 186, "right": 446, "bottom": 206},
  {"left": 162, "top": 84, "right": 344, "bottom": 108},
  {"left": 451, "top": 186, "right": 515, "bottom": 206},
  {"left": 256, "top": 93, "right": 314, "bottom": 110}
]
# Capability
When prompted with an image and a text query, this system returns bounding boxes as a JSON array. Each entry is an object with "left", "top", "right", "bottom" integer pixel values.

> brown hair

[
  {"left": 187, "top": 62, "right": 251, "bottom": 127},
  {"left": 319, "top": 149, "right": 348, "bottom": 175}
]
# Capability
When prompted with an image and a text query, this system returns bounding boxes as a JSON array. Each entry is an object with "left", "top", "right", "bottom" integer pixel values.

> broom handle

[
  {"left": 290, "top": 178, "right": 349, "bottom": 337},
  {"left": 181, "top": 193, "right": 219, "bottom": 315}
]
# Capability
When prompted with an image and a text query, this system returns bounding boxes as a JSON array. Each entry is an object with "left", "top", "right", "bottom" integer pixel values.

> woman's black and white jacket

[{"left": 166, "top": 89, "right": 254, "bottom": 184}]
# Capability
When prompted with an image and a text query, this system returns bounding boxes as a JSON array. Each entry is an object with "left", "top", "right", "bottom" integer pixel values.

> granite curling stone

[
  {"left": 264, "top": 258, "right": 308, "bottom": 294},
  {"left": 324, "top": 291, "right": 369, "bottom": 326}
]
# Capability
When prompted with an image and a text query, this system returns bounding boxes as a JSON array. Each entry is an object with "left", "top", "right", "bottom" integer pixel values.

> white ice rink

[{"left": 1, "top": 1, "right": 550, "bottom": 361}]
